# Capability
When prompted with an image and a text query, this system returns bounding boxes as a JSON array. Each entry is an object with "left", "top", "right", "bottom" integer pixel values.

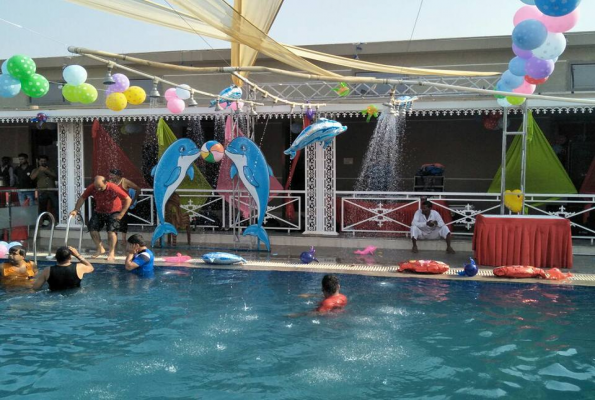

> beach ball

[
  {"left": 124, "top": 86, "right": 146, "bottom": 105},
  {"left": 21, "top": 74, "right": 49, "bottom": 98},
  {"left": 200, "top": 140, "right": 225, "bottom": 163},
  {"left": 62, "top": 65, "right": 87, "bottom": 86},
  {"left": 106, "top": 92, "right": 127, "bottom": 112},
  {"left": 75, "top": 83, "right": 98, "bottom": 104},
  {"left": 6, "top": 55, "right": 36, "bottom": 80},
  {"left": 62, "top": 83, "right": 80, "bottom": 102},
  {"left": 0, "top": 74, "right": 21, "bottom": 98}
]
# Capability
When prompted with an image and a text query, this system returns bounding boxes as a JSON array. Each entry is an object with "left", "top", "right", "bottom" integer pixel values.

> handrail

[
  {"left": 33, "top": 212, "right": 55, "bottom": 265},
  {"left": 65, "top": 214, "right": 84, "bottom": 251}
]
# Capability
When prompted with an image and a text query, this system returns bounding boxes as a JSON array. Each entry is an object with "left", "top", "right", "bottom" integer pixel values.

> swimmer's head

[
  {"left": 127, "top": 234, "right": 146, "bottom": 253},
  {"left": 55, "top": 246, "right": 72, "bottom": 264},
  {"left": 93, "top": 176, "right": 107, "bottom": 191},
  {"left": 109, "top": 169, "right": 122, "bottom": 182},
  {"left": 8, "top": 246, "right": 26, "bottom": 264},
  {"left": 321, "top": 274, "right": 340, "bottom": 297}
]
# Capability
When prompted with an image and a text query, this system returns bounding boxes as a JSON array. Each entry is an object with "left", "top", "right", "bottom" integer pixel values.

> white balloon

[
  {"left": 497, "top": 98, "right": 512, "bottom": 108},
  {"left": 175, "top": 84, "right": 191, "bottom": 100},
  {"left": 533, "top": 32, "right": 567, "bottom": 61}
]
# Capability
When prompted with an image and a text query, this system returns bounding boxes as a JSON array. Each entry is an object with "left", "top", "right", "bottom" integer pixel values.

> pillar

[
  {"left": 304, "top": 140, "right": 338, "bottom": 235},
  {"left": 57, "top": 121, "right": 85, "bottom": 227}
]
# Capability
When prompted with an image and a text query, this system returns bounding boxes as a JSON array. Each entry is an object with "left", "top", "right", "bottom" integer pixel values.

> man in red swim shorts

[{"left": 317, "top": 274, "right": 348, "bottom": 313}]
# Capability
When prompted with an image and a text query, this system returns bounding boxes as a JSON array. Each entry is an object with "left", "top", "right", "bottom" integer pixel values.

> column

[
  {"left": 303, "top": 140, "right": 338, "bottom": 235},
  {"left": 57, "top": 121, "right": 85, "bottom": 227}
]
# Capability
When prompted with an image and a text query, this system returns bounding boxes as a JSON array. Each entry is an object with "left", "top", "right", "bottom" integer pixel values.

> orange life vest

[{"left": 2, "top": 261, "right": 36, "bottom": 279}]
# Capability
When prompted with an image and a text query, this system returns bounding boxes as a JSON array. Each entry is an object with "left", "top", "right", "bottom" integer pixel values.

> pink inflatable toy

[
  {"left": 163, "top": 253, "right": 192, "bottom": 263},
  {"left": 354, "top": 246, "right": 377, "bottom": 255}
]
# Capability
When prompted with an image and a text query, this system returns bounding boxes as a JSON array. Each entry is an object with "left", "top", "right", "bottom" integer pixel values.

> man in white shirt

[{"left": 411, "top": 200, "right": 455, "bottom": 254}]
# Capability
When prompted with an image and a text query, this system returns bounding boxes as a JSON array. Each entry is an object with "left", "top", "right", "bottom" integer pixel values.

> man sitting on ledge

[{"left": 411, "top": 200, "right": 455, "bottom": 254}]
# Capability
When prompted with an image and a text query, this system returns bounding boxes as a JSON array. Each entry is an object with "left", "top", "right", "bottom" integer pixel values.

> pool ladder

[{"left": 32, "top": 213, "right": 84, "bottom": 265}]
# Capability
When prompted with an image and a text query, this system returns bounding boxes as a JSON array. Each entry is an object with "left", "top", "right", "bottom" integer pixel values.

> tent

[
  {"left": 156, "top": 118, "right": 212, "bottom": 207},
  {"left": 488, "top": 111, "right": 577, "bottom": 195}
]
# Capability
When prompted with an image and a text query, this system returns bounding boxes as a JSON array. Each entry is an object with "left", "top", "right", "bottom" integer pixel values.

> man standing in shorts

[{"left": 70, "top": 176, "right": 131, "bottom": 262}]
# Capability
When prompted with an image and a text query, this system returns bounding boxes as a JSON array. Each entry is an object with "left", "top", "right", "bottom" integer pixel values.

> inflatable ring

[{"left": 398, "top": 260, "right": 449, "bottom": 274}]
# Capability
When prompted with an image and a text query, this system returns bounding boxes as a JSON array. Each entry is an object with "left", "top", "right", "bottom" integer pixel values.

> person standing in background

[
  {"left": 0, "top": 157, "right": 16, "bottom": 187},
  {"left": 31, "top": 155, "right": 58, "bottom": 225},
  {"left": 15, "top": 153, "right": 35, "bottom": 206}
]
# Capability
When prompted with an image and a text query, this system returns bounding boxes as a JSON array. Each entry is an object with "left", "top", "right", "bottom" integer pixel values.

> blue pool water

[{"left": 1, "top": 266, "right": 595, "bottom": 399}]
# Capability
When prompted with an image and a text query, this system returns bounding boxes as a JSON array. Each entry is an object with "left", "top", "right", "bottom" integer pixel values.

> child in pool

[{"left": 290, "top": 274, "right": 348, "bottom": 317}]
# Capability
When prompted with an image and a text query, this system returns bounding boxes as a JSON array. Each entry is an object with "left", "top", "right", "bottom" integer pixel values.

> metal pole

[
  {"left": 520, "top": 101, "right": 529, "bottom": 213},
  {"left": 500, "top": 111, "right": 508, "bottom": 214}
]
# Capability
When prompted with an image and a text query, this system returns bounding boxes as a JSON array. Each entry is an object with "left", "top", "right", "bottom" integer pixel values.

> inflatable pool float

[
  {"left": 202, "top": 252, "right": 247, "bottom": 265},
  {"left": 398, "top": 260, "right": 450, "bottom": 274},
  {"left": 493, "top": 266, "right": 572, "bottom": 281}
]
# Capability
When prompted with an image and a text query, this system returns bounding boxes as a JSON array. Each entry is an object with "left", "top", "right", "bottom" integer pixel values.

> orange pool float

[
  {"left": 398, "top": 260, "right": 450, "bottom": 274},
  {"left": 493, "top": 266, "right": 572, "bottom": 281}
]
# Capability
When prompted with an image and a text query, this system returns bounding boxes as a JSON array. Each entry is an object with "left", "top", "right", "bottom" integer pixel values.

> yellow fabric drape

[
  {"left": 66, "top": 0, "right": 499, "bottom": 77},
  {"left": 231, "top": 0, "right": 283, "bottom": 86}
]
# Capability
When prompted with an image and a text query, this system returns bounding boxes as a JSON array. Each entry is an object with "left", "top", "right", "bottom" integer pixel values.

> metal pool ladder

[
  {"left": 64, "top": 214, "right": 84, "bottom": 251},
  {"left": 32, "top": 212, "right": 56, "bottom": 265}
]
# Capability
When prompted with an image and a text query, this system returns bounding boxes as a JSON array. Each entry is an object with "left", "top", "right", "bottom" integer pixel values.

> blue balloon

[
  {"left": 62, "top": 65, "right": 87, "bottom": 86},
  {"left": 501, "top": 70, "right": 524, "bottom": 89},
  {"left": 1, "top": 60, "right": 8, "bottom": 75},
  {"left": 521, "top": 0, "right": 535, "bottom": 4},
  {"left": 0, "top": 74, "right": 21, "bottom": 98},
  {"left": 509, "top": 57, "right": 527, "bottom": 77},
  {"left": 512, "top": 19, "right": 548, "bottom": 51},
  {"left": 535, "top": 0, "right": 581, "bottom": 17},
  {"left": 496, "top": 80, "right": 513, "bottom": 93},
  {"left": 458, "top": 258, "right": 478, "bottom": 277}
]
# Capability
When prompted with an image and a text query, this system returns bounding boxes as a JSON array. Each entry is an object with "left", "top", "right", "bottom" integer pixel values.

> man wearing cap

[
  {"left": 108, "top": 169, "right": 141, "bottom": 248},
  {"left": 70, "top": 176, "right": 131, "bottom": 262}
]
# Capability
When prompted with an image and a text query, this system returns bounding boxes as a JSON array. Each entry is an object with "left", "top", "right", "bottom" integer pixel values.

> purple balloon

[
  {"left": 111, "top": 73, "right": 130, "bottom": 93},
  {"left": 512, "top": 44, "right": 533, "bottom": 59},
  {"left": 525, "top": 57, "right": 555, "bottom": 79}
]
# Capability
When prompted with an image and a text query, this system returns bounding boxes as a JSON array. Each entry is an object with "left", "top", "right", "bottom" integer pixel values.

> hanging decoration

[
  {"left": 332, "top": 82, "right": 350, "bottom": 97},
  {"left": 200, "top": 140, "right": 225, "bottom": 163},
  {"left": 284, "top": 118, "right": 348, "bottom": 160},
  {"left": 164, "top": 86, "right": 186, "bottom": 114},
  {"left": 209, "top": 85, "right": 243, "bottom": 109},
  {"left": 496, "top": 0, "right": 582, "bottom": 107},
  {"left": 31, "top": 112, "right": 48, "bottom": 129},
  {"left": 361, "top": 105, "right": 379, "bottom": 122},
  {"left": 0, "top": 55, "right": 49, "bottom": 98},
  {"left": 61, "top": 65, "right": 98, "bottom": 104}
]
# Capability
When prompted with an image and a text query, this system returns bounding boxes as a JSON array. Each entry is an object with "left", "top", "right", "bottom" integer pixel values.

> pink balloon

[
  {"left": 513, "top": 6, "right": 543, "bottom": 26},
  {"left": 167, "top": 98, "right": 185, "bottom": 114},
  {"left": 539, "top": 8, "right": 580, "bottom": 33},
  {"left": 513, "top": 80, "right": 536, "bottom": 94},
  {"left": 164, "top": 88, "right": 178, "bottom": 101},
  {"left": 229, "top": 101, "right": 244, "bottom": 111}
]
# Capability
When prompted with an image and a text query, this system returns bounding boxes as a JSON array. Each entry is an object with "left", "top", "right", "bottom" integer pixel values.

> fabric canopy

[
  {"left": 488, "top": 112, "right": 577, "bottom": 194},
  {"left": 66, "top": 0, "right": 499, "bottom": 77},
  {"left": 156, "top": 118, "right": 212, "bottom": 207}
]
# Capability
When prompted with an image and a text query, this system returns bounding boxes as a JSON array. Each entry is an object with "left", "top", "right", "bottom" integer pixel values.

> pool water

[{"left": 1, "top": 266, "right": 595, "bottom": 399}]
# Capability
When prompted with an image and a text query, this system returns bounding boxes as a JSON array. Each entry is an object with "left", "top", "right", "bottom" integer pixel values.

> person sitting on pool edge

[
  {"left": 124, "top": 234, "right": 154, "bottom": 277},
  {"left": 33, "top": 246, "right": 94, "bottom": 291},
  {"left": 411, "top": 200, "right": 455, "bottom": 254},
  {"left": 1, "top": 246, "right": 37, "bottom": 287}
]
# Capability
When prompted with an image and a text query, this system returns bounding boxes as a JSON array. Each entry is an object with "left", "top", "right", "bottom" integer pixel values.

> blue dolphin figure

[
  {"left": 202, "top": 252, "right": 247, "bottom": 265},
  {"left": 284, "top": 118, "right": 347, "bottom": 159},
  {"left": 209, "top": 85, "right": 243, "bottom": 108},
  {"left": 225, "top": 137, "right": 273, "bottom": 252},
  {"left": 150, "top": 138, "right": 200, "bottom": 247}
]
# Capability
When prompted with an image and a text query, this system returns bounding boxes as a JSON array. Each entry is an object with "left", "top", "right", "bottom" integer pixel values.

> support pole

[
  {"left": 520, "top": 101, "right": 529, "bottom": 212},
  {"left": 500, "top": 110, "right": 509, "bottom": 215}
]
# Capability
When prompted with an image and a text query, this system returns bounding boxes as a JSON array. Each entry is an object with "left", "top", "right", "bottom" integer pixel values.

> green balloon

[
  {"left": 506, "top": 95, "right": 525, "bottom": 106},
  {"left": 21, "top": 74, "right": 49, "bottom": 98},
  {"left": 493, "top": 85, "right": 505, "bottom": 99},
  {"left": 75, "top": 83, "right": 98, "bottom": 104},
  {"left": 62, "top": 84, "right": 80, "bottom": 103},
  {"left": 6, "top": 54, "right": 36, "bottom": 80}
]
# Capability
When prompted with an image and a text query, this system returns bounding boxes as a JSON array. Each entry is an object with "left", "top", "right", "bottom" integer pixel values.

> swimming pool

[{"left": 1, "top": 266, "right": 594, "bottom": 399}]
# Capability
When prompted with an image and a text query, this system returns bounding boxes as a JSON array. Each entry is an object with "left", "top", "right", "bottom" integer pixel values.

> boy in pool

[
  {"left": 0, "top": 246, "right": 37, "bottom": 287},
  {"left": 124, "top": 234, "right": 155, "bottom": 277},
  {"left": 290, "top": 274, "right": 348, "bottom": 317}
]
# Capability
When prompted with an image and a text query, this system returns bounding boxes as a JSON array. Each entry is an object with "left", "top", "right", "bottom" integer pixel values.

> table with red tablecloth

[
  {"left": 472, "top": 215, "right": 573, "bottom": 269},
  {"left": 337, "top": 199, "right": 452, "bottom": 233}
]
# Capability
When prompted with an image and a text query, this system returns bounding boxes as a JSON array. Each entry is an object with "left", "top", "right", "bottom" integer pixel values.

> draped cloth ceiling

[{"left": 66, "top": 0, "right": 499, "bottom": 78}]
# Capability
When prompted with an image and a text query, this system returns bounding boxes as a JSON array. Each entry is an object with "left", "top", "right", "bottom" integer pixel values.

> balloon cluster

[
  {"left": 31, "top": 112, "right": 48, "bottom": 129},
  {"left": 0, "top": 55, "right": 49, "bottom": 98},
  {"left": 164, "top": 85, "right": 191, "bottom": 114},
  {"left": 61, "top": 65, "right": 98, "bottom": 105},
  {"left": 496, "top": 0, "right": 581, "bottom": 107},
  {"left": 105, "top": 73, "right": 146, "bottom": 112}
]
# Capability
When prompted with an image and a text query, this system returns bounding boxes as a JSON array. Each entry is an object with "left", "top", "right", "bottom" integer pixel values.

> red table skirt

[
  {"left": 472, "top": 215, "right": 573, "bottom": 269},
  {"left": 337, "top": 199, "right": 452, "bottom": 232}
]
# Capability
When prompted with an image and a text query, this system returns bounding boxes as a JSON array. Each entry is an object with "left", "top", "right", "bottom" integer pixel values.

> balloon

[
  {"left": 525, "top": 75, "right": 548, "bottom": 85},
  {"left": 124, "top": 86, "right": 146, "bottom": 105},
  {"left": 458, "top": 258, "right": 479, "bottom": 277},
  {"left": 229, "top": 100, "right": 244, "bottom": 111},
  {"left": 521, "top": 0, "right": 535, "bottom": 4},
  {"left": 111, "top": 73, "right": 130, "bottom": 92},
  {"left": 512, "top": 44, "right": 533, "bottom": 59},
  {"left": 106, "top": 92, "right": 127, "bottom": 111},
  {"left": 506, "top": 96, "right": 526, "bottom": 106},
  {"left": 75, "top": 83, "right": 98, "bottom": 104},
  {"left": 62, "top": 83, "right": 80, "bottom": 102},
  {"left": 175, "top": 84, "right": 191, "bottom": 100},
  {"left": 0, "top": 74, "right": 21, "bottom": 98},
  {"left": 539, "top": 8, "right": 579, "bottom": 32},
  {"left": 6, "top": 55, "right": 36, "bottom": 80},
  {"left": 493, "top": 86, "right": 505, "bottom": 100},
  {"left": 504, "top": 189, "right": 524, "bottom": 212},
  {"left": 497, "top": 97, "right": 512, "bottom": 108},
  {"left": 501, "top": 70, "right": 524, "bottom": 89},
  {"left": 21, "top": 74, "right": 49, "bottom": 98},
  {"left": 513, "top": 6, "right": 543, "bottom": 26},
  {"left": 525, "top": 57, "right": 555, "bottom": 79},
  {"left": 535, "top": 0, "right": 581, "bottom": 17},
  {"left": 532, "top": 32, "right": 567, "bottom": 60},
  {"left": 0, "top": 243, "right": 7, "bottom": 258},
  {"left": 62, "top": 65, "right": 87, "bottom": 86},
  {"left": 508, "top": 57, "right": 527, "bottom": 76},
  {"left": 512, "top": 19, "right": 548, "bottom": 50},
  {"left": 164, "top": 88, "right": 178, "bottom": 101},
  {"left": 300, "top": 246, "right": 318, "bottom": 264},
  {"left": 0, "top": 60, "right": 8, "bottom": 74},
  {"left": 513, "top": 80, "right": 536, "bottom": 94},
  {"left": 167, "top": 98, "right": 185, "bottom": 114}
]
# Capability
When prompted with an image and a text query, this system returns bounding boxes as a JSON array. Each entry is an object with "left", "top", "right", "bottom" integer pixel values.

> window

[{"left": 571, "top": 64, "right": 595, "bottom": 92}]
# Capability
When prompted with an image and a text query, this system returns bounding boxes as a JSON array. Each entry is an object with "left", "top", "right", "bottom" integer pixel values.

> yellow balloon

[
  {"left": 124, "top": 86, "right": 146, "bottom": 105},
  {"left": 504, "top": 189, "right": 524, "bottom": 213},
  {"left": 106, "top": 92, "right": 127, "bottom": 112}
]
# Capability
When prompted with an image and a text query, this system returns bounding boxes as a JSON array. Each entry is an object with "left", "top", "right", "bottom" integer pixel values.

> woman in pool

[{"left": 33, "top": 246, "right": 94, "bottom": 291}]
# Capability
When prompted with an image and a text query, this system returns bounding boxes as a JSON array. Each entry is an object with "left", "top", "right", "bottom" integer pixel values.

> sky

[{"left": 0, "top": 0, "right": 594, "bottom": 59}]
